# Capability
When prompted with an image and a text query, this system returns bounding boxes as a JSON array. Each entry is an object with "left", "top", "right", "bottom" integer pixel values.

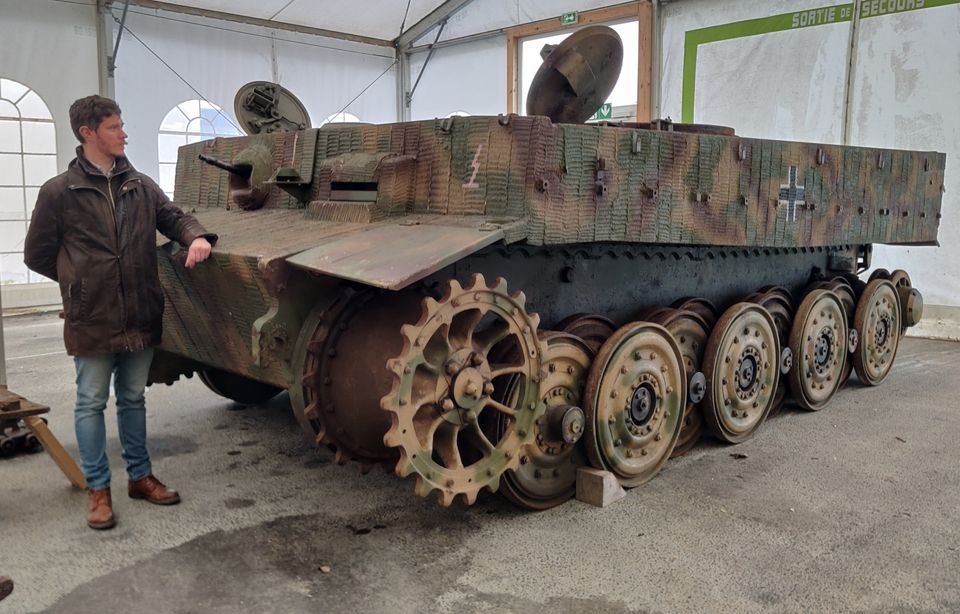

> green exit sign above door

[
  {"left": 590, "top": 103, "right": 613, "bottom": 121},
  {"left": 561, "top": 12, "right": 578, "bottom": 25}
]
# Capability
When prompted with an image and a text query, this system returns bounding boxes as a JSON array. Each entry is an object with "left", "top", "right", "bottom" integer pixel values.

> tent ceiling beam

[
  {"left": 119, "top": 0, "right": 394, "bottom": 47},
  {"left": 108, "top": 0, "right": 130, "bottom": 77},
  {"left": 396, "top": 0, "right": 475, "bottom": 51},
  {"left": 405, "top": 19, "right": 447, "bottom": 106}
]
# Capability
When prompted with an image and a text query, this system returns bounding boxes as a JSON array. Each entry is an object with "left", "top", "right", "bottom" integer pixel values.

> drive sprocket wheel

[
  {"left": 496, "top": 332, "right": 593, "bottom": 510},
  {"left": 583, "top": 321, "right": 686, "bottom": 487},
  {"left": 381, "top": 274, "right": 546, "bottom": 506},
  {"left": 556, "top": 313, "right": 616, "bottom": 354},
  {"left": 649, "top": 309, "right": 709, "bottom": 458},
  {"left": 702, "top": 303, "right": 780, "bottom": 444},
  {"left": 787, "top": 289, "right": 848, "bottom": 411},
  {"left": 853, "top": 279, "right": 902, "bottom": 386},
  {"left": 289, "top": 288, "right": 355, "bottom": 444}
]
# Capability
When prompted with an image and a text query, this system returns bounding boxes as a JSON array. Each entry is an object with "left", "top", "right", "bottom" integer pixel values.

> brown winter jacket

[{"left": 23, "top": 148, "right": 216, "bottom": 356}]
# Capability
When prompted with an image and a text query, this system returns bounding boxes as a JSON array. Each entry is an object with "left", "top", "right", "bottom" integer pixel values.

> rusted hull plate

[
  {"left": 157, "top": 208, "right": 366, "bottom": 259},
  {"left": 286, "top": 222, "right": 505, "bottom": 290}
]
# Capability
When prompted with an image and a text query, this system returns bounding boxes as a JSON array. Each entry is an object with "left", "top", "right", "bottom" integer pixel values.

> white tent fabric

[
  {"left": 151, "top": 0, "right": 447, "bottom": 41},
  {"left": 114, "top": 6, "right": 398, "bottom": 181},
  {"left": 152, "top": 0, "right": 633, "bottom": 44},
  {"left": 428, "top": 0, "right": 632, "bottom": 43}
]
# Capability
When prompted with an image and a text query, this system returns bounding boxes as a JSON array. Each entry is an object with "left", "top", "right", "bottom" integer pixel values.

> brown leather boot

[
  {"left": 0, "top": 576, "right": 13, "bottom": 602},
  {"left": 128, "top": 474, "right": 181, "bottom": 505},
  {"left": 87, "top": 488, "right": 116, "bottom": 530}
]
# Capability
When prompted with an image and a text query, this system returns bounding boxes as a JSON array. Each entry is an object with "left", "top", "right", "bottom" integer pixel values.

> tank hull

[
  {"left": 148, "top": 114, "right": 940, "bottom": 508},
  {"left": 151, "top": 241, "right": 858, "bottom": 387}
]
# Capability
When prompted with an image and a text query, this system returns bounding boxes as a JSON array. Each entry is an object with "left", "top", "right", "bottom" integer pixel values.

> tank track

[{"left": 287, "top": 256, "right": 916, "bottom": 509}]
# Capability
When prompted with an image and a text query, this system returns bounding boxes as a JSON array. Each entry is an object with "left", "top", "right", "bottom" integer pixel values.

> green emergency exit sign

[
  {"left": 561, "top": 12, "right": 578, "bottom": 25},
  {"left": 590, "top": 103, "right": 613, "bottom": 121}
]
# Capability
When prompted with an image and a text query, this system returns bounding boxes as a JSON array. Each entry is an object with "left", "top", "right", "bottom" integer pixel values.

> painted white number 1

[{"left": 462, "top": 144, "right": 482, "bottom": 189}]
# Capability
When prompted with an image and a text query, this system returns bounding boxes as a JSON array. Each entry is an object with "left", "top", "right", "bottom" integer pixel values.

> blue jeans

[{"left": 74, "top": 349, "right": 154, "bottom": 490}]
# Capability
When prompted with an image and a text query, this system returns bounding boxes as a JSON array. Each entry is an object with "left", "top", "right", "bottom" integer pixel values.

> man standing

[{"left": 24, "top": 95, "right": 216, "bottom": 530}]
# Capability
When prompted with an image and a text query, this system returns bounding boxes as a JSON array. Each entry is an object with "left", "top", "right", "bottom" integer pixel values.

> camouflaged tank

[{"left": 148, "top": 27, "right": 944, "bottom": 508}]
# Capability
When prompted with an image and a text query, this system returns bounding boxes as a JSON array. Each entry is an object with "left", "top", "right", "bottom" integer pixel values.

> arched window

[
  {"left": 0, "top": 78, "right": 56, "bottom": 284},
  {"left": 445, "top": 111, "right": 470, "bottom": 118},
  {"left": 158, "top": 99, "right": 241, "bottom": 198},
  {"left": 320, "top": 111, "right": 361, "bottom": 126}
]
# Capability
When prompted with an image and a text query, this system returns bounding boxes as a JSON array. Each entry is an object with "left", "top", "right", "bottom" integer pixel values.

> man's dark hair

[{"left": 69, "top": 95, "right": 122, "bottom": 143}]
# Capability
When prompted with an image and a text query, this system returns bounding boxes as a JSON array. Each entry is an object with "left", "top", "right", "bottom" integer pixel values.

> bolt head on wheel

[
  {"left": 556, "top": 405, "right": 586, "bottom": 444},
  {"left": 848, "top": 328, "right": 859, "bottom": 354},
  {"left": 780, "top": 347, "right": 793, "bottom": 375},
  {"left": 688, "top": 372, "right": 707, "bottom": 404}
]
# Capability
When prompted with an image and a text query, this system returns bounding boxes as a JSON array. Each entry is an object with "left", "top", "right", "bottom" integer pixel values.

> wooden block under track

[{"left": 575, "top": 467, "right": 626, "bottom": 508}]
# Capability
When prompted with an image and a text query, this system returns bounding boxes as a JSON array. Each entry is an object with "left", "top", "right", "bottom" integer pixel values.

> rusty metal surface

[
  {"left": 526, "top": 26, "right": 624, "bottom": 124},
  {"left": 308, "top": 289, "right": 423, "bottom": 468},
  {"left": 555, "top": 313, "right": 616, "bottom": 354},
  {"left": 157, "top": 250, "right": 284, "bottom": 386},
  {"left": 234, "top": 81, "right": 311, "bottom": 135},
  {"left": 627, "top": 120, "right": 737, "bottom": 136},
  {"left": 649, "top": 308, "right": 709, "bottom": 458},
  {"left": 285, "top": 221, "right": 506, "bottom": 290},
  {"left": 755, "top": 287, "right": 795, "bottom": 417},
  {"left": 153, "top": 208, "right": 362, "bottom": 388},
  {"left": 381, "top": 275, "right": 547, "bottom": 506},
  {"left": 158, "top": 207, "right": 365, "bottom": 259},
  {"left": 496, "top": 332, "right": 592, "bottom": 510}
]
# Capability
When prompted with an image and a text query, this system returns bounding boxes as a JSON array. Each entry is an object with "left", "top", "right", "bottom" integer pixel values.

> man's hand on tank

[{"left": 185, "top": 238, "right": 213, "bottom": 269}]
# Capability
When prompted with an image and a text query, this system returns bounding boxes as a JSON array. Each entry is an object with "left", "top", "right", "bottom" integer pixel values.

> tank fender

[{"left": 285, "top": 218, "right": 513, "bottom": 290}]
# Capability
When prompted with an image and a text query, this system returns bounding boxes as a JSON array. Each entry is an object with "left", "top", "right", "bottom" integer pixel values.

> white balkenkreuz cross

[{"left": 778, "top": 166, "right": 805, "bottom": 222}]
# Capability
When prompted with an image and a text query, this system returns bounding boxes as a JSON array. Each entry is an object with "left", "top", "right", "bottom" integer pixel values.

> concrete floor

[{"left": 1, "top": 312, "right": 959, "bottom": 614}]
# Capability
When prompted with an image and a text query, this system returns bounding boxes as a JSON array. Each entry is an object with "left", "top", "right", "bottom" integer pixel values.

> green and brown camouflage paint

[{"left": 153, "top": 116, "right": 944, "bottom": 387}]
